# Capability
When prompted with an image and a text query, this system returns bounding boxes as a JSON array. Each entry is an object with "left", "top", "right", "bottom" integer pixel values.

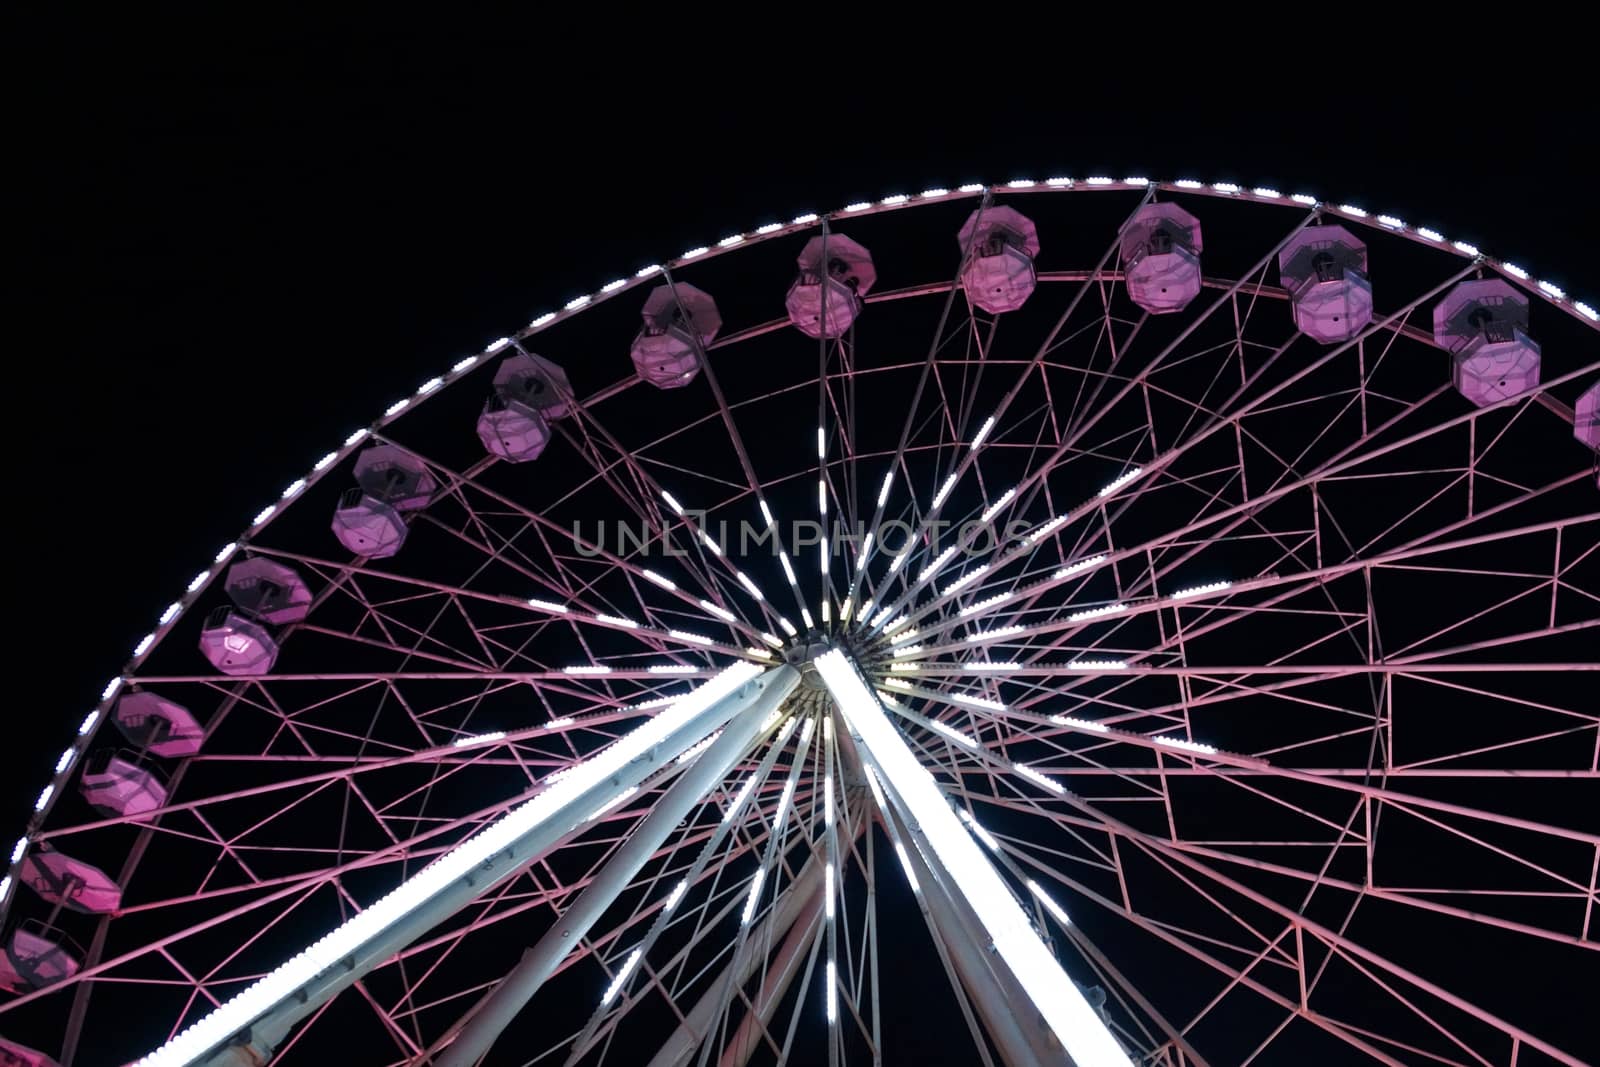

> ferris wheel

[{"left": 1, "top": 177, "right": 1597, "bottom": 1067}]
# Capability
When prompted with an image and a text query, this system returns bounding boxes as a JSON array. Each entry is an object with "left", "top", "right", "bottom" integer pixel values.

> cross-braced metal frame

[{"left": 2, "top": 180, "right": 1596, "bottom": 1067}]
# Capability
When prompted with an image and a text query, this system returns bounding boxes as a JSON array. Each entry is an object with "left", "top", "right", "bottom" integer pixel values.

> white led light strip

[
  {"left": 133, "top": 663, "right": 767, "bottom": 1067},
  {"left": 816, "top": 651, "right": 1131, "bottom": 1067}
]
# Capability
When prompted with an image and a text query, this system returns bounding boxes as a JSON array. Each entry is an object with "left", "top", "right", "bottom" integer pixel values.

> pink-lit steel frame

[{"left": 1, "top": 179, "right": 1596, "bottom": 1067}]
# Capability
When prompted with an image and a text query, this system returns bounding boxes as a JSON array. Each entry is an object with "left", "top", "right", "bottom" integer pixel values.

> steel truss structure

[{"left": 1, "top": 179, "right": 1596, "bottom": 1067}]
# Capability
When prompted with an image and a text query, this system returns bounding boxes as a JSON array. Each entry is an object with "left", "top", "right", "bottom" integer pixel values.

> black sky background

[{"left": 10, "top": 15, "right": 1596, "bottom": 1063}]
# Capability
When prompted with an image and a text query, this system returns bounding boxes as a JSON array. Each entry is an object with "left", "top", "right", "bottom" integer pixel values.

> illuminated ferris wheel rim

[
  {"left": 2, "top": 174, "right": 1595, "bottom": 1067},
  {"left": 11, "top": 174, "right": 1593, "bottom": 881}
]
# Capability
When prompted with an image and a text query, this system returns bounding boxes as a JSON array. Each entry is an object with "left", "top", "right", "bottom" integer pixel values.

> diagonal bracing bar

[
  {"left": 134, "top": 663, "right": 795, "bottom": 1067},
  {"left": 815, "top": 649, "right": 1133, "bottom": 1067},
  {"left": 432, "top": 666, "right": 803, "bottom": 1066}
]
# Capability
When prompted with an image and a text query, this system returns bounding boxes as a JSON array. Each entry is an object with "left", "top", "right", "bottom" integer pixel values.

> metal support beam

[
  {"left": 643, "top": 848, "right": 834, "bottom": 1067},
  {"left": 434, "top": 668, "right": 802, "bottom": 1067},
  {"left": 134, "top": 664, "right": 791, "bottom": 1067},
  {"left": 880, "top": 800, "right": 1052, "bottom": 1067},
  {"left": 715, "top": 875, "right": 825, "bottom": 1067},
  {"left": 816, "top": 650, "right": 1133, "bottom": 1067}
]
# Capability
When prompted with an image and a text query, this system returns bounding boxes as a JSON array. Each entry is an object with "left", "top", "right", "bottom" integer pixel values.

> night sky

[{"left": 12, "top": 17, "right": 1596, "bottom": 1066}]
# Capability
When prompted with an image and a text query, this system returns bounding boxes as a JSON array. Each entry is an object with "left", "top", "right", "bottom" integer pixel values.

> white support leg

[
  {"left": 134, "top": 664, "right": 790, "bottom": 1067},
  {"left": 815, "top": 650, "right": 1133, "bottom": 1067}
]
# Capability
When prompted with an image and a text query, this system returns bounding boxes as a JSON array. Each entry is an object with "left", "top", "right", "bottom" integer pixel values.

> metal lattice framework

[{"left": 2, "top": 179, "right": 1597, "bottom": 1067}]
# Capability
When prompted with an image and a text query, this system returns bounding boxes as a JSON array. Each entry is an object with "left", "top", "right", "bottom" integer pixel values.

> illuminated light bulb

[
  {"left": 826, "top": 959, "right": 838, "bottom": 1023},
  {"left": 1123, "top": 176, "right": 1149, "bottom": 186},
  {"left": 949, "top": 692, "right": 1006, "bottom": 712},
  {"left": 600, "top": 278, "right": 628, "bottom": 292},
  {"left": 723, "top": 776, "right": 757, "bottom": 822},
  {"left": 1377, "top": 214, "right": 1405, "bottom": 230},
  {"left": 700, "top": 599, "right": 736, "bottom": 622},
  {"left": 1027, "top": 880, "right": 1072, "bottom": 927},
  {"left": 1069, "top": 603, "right": 1127, "bottom": 622},
  {"left": 1175, "top": 179, "right": 1204, "bottom": 189},
  {"left": 919, "top": 546, "right": 959, "bottom": 583},
  {"left": 966, "top": 625, "right": 1024, "bottom": 642},
  {"left": 55, "top": 748, "right": 76, "bottom": 774},
  {"left": 313, "top": 450, "right": 337, "bottom": 470},
  {"left": 736, "top": 572, "right": 763, "bottom": 601},
  {"left": 1006, "top": 178, "right": 1036, "bottom": 188},
  {"left": 717, "top": 234, "right": 744, "bottom": 247},
  {"left": 889, "top": 551, "right": 908, "bottom": 574},
  {"left": 919, "top": 187, "right": 949, "bottom": 198},
  {"left": 759, "top": 499, "right": 776, "bottom": 527},
  {"left": 252, "top": 504, "right": 277, "bottom": 526},
  {"left": 932, "top": 472, "right": 960, "bottom": 509},
  {"left": 1213, "top": 182, "right": 1242, "bottom": 193},
  {"left": 1028, "top": 515, "right": 1069, "bottom": 543},
  {"left": 661, "top": 491, "right": 685, "bottom": 516},
  {"left": 1099, "top": 467, "right": 1143, "bottom": 497},
  {"left": 890, "top": 644, "right": 923, "bottom": 659},
  {"left": 888, "top": 662, "right": 919, "bottom": 672},
  {"left": 883, "top": 615, "right": 911, "bottom": 634},
  {"left": 1053, "top": 554, "right": 1107, "bottom": 580},
  {"left": 1152, "top": 735, "right": 1218, "bottom": 756},
  {"left": 1453, "top": 240, "right": 1481, "bottom": 256},
  {"left": 281, "top": 478, "right": 307, "bottom": 498},
  {"left": 877, "top": 471, "right": 893, "bottom": 507},
  {"left": 543, "top": 718, "right": 575, "bottom": 730},
  {"left": 943, "top": 564, "right": 990, "bottom": 596},
  {"left": 778, "top": 617, "right": 797, "bottom": 637},
  {"left": 33, "top": 785, "right": 54, "bottom": 812},
  {"left": 1045, "top": 176, "right": 1074, "bottom": 187},
  {"left": 595, "top": 613, "right": 639, "bottom": 629},
  {"left": 1416, "top": 227, "right": 1444, "bottom": 242},
  {"left": 682, "top": 246, "right": 709, "bottom": 259},
  {"left": 821, "top": 599, "right": 831, "bottom": 624},
  {"left": 588, "top": 786, "right": 636, "bottom": 823},
  {"left": 840, "top": 596, "right": 853, "bottom": 622},
  {"left": 79, "top": 711, "right": 99, "bottom": 735},
  {"left": 160, "top": 601, "right": 182, "bottom": 625},
  {"left": 384, "top": 399, "right": 409, "bottom": 417},
  {"left": 1253, "top": 187, "right": 1282, "bottom": 198},
  {"left": 564, "top": 295, "right": 592, "bottom": 310},
  {"left": 888, "top": 627, "right": 919, "bottom": 645},
  {"left": 745, "top": 646, "right": 773, "bottom": 660},
  {"left": 930, "top": 720, "right": 977, "bottom": 747},
  {"left": 1050, "top": 715, "right": 1110, "bottom": 733},
  {"left": 454, "top": 731, "right": 508, "bottom": 747},
  {"left": 856, "top": 533, "right": 874, "bottom": 571},
  {"left": 981, "top": 488, "right": 1015, "bottom": 523},
  {"left": 1338, "top": 204, "right": 1367, "bottom": 217},
  {"left": 825, "top": 861, "right": 836, "bottom": 919},
  {"left": 416, "top": 377, "right": 443, "bottom": 396},
  {"left": 601, "top": 947, "right": 643, "bottom": 1005},
  {"left": 801, "top": 608, "right": 816, "bottom": 629},
  {"left": 741, "top": 868, "right": 766, "bottom": 925},
  {"left": 817, "top": 427, "right": 826, "bottom": 458},
  {"left": 780, "top": 552, "right": 798, "bottom": 586},
  {"left": 957, "top": 183, "right": 984, "bottom": 193},
  {"left": 1291, "top": 193, "right": 1318, "bottom": 205},
  {"left": 967, "top": 660, "right": 1019, "bottom": 672},
  {"left": 1068, "top": 659, "right": 1128, "bottom": 670},
  {"left": 792, "top": 213, "right": 819, "bottom": 225},
  {"left": 755, "top": 222, "right": 783, "bottom": 235},
  {"left": 530, "top": 312, "right": 557, "bottom": 327},
  {"left": 884, "top": 678, "right": 912, "bottom": 690},
  {"left": 648, "top": 664, "right": 699, "bottom": 674},
  {"left": 1170, "top": 580, "right": 1231, "bottom": 600},
  {"left": 858, "top": 597, "right": 874, "bottom": 621},
  {"left": 825, "top": 776, "right": 835, "bottom": 828},
  {"left": 564, "top": 665, "right": 612, "bottom": 675},
  {"left": 958, "top": 808, "right": 1001, "bottom": 851},
  {"left": 819, "top": 540, "right": 829, "bottom": 575},
  {"left": 958, "top": 592, "right": 1012, "bottom": 617},
  {"left": 1537, "top": 280, "right": 1566, "bottom": 299},
  {"left": 102, "top": 677, "right": 123, "bottom": 701},
  {"left": 668, "top": 630, "right": 714, "bottom": 646},
  {"left": 1085, "top": 176, "right": 1113, "bottom": 185},
  {"left": 642, "top": 569, "right": 676, "bottom": 591},
  {"left": 698, "top": 530, "right": 722, "bottom": 557},
  {"left": 528, "top": 598, "right": 569, "bottom": 614},
  {"left": 818, "top": 479, "right": 827, "bottom": 515},
  {"left": 1014, "top": 763, "right": 1064, "bottom": 794},
  {"left": 970, "top": 415, "right": 996, "bottom": 449},
  {"left": 761, "top": 632, "right": 783, "bottom": 648},
  {"left": 844, "top": 201, "right": 872, "bottom": 212}
]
